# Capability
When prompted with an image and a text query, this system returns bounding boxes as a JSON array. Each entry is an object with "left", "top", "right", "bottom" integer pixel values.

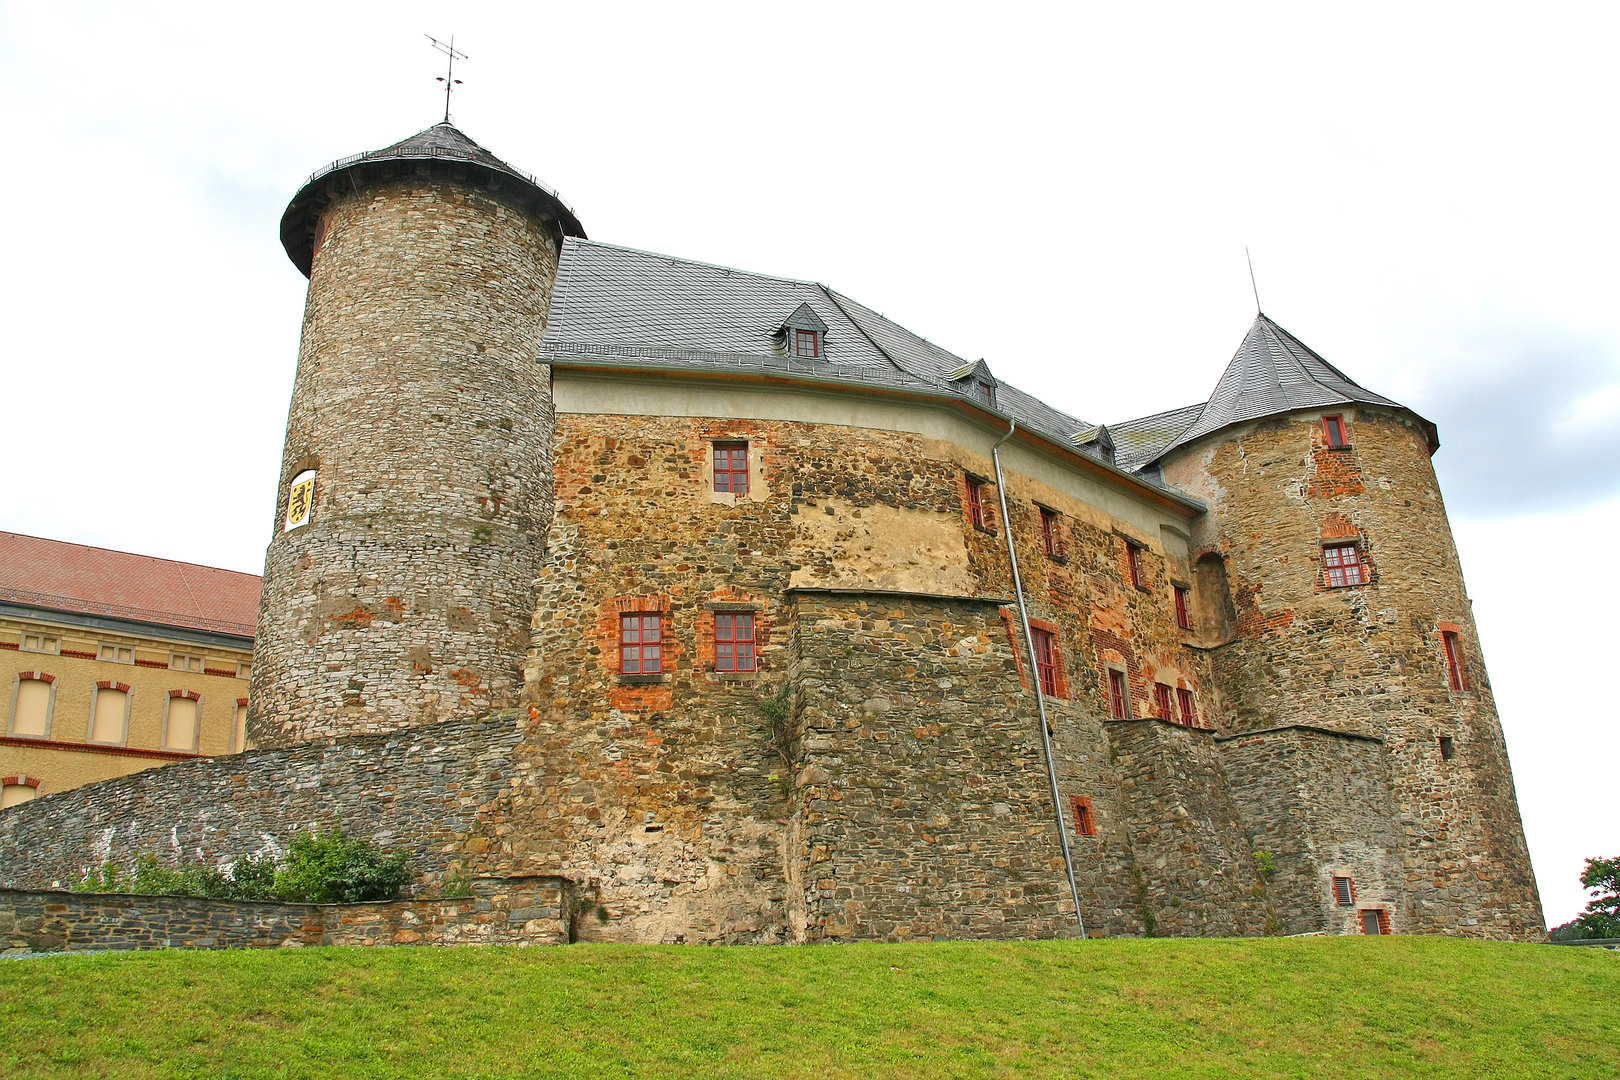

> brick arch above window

[
  {"left": 16, "top": 670, "right": 56, "bottom": 684},
  {"left": 96, "top": 680, "right": 131, "bottom": 693},
  {"left": 168, "top": 689, "right": 202, "bottom": 701},
  {"left": 0, "top": 775, "right": 41, "bottom": 789}
]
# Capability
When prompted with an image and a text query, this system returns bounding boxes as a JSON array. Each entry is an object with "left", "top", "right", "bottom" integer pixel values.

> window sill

[
  {"left": 617, "top": 673, "right": 668, "bottom": 685},
  {"left": 710, "top": 670, "right": 761, "bottom": 683},
  {"left": 1323, "top": 444, "right": 1355, "bottom": 452},
  {"left": 972, "top": 524, "right": 998, "bottom": 536}
]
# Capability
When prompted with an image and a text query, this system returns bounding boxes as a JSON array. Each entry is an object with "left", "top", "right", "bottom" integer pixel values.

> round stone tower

[
  {"left": 1157, "top": 314, "right": 1543, "bottom": 939},
  {"left": 249, "top": 123, "right": 585, "bottom": 747}
]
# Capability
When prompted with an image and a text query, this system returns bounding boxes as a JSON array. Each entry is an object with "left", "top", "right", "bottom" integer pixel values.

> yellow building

[{"left": 0, "top": 532, "right": 258, "bottom": 804}]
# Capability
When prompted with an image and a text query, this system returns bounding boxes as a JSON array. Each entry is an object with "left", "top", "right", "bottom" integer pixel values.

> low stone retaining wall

[{"left": 0, "top": 876, "right": 570, "bottom": 954}]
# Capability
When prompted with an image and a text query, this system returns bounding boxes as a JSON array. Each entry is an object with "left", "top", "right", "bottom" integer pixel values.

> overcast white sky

[{"left": 1, "top": 2, "right": 1614, "bottom": 927}]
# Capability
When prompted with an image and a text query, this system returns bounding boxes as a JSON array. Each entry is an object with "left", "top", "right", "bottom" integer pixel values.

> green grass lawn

[{"left": 0, "top": 937, "right": 1614, "bottom": 1079}]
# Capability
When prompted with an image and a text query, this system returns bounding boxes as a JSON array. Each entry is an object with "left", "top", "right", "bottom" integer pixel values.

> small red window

[
  {"left": 1108, "top": 669, "right": 1128, "bottom": 720},
  {"left": 794, "top": 329, "right": 820, "bottom": 358},
  {"left": 1032, "top": 627, "right": 1062, "bottom": 697},
  {"left": 1154, "top": 684, "right": 1173, "bottom": 720},
  {"left": 1177, "top": 687, "right": 1197, "bottom": 727},
  {"left": 1173, "top": 585, "right": 1191, "bottom": 630},
  {"left": 1126, "top": 543, "right": 1143, "bottom": 588},
  {"left": 1333, "top": 876, "right": 1355, "bottom": 906},
  {"left": 715, "top": 613, "right": 756, "bottom": 672},
  {"left": 713, "top": 441, "right": 749, "bottom": 495},
  {"left": 1360, "top": 909, "right": 1390, "bottom": 935},
  {"left": 1323, "top": 543, "right": 1364, "bottom": 587},
  {"left": 1069, "top": 795, "right": 1097, "bottom": 837},
  {"left": 966, "top": 475, "right": 989, "bottom": 530},
  {"left": 619, "top": 613, "right": 663, "bottom": 675},
  {"left": 1442, "top": 630, "right": 1467, "bottom": 691},
  {"left": 1040, "top": 506, "right": 1059, "bottom": 557},
  {"left": 1324, "top": 415, "right": 1347, "bottom": 448}
]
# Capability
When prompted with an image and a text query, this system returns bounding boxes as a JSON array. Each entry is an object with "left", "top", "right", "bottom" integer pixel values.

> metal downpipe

[{"left": 991, "top": 419, "right": 1086, "bottom": 938}]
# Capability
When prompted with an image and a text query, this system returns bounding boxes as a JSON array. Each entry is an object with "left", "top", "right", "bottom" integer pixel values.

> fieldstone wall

[
  {"left": 251, "top": 175, "right": 561, "bottom": 747},
  {"left": 0, "top": 876, "right": 568, "bottom": 954},
  {"left": 1104, "top": 718, "right": 1273, "bottom": 937},
  {"left": 0, "top": 715, "right": 522, "bottom": 891},
  {"left": 1162, "top": 408, "right": 1544, "bottom": 938},
  {"left": 789, "top": 593, "right": 1078, "bottom": 941},
  {"left": 1218, "top": 725, "right": 1400, "bottom": 935}
]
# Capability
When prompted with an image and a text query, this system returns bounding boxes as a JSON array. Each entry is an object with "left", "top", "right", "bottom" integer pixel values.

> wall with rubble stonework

[
  {"left": 1162, "top": 408, "right": 1543, "bottom": 938},
  {"left": 0, "top": 715, "right": 522, "bottom": 892},
  {"left": 1217, "top": 725, "right": 1402, "bottom": 936},
  {"left": 250, "top": 175, "right": 560, "bottom": 748},
  {"left": 0, "top": 877, "right": 567, "bottom": 954}
]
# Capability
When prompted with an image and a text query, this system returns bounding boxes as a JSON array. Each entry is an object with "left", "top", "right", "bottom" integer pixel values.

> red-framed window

[
  {"left": 1360, "top": 909, "right": 1391, "bottom": 935},
  {"left": 1177, "top": 687, "right": 1197, "bottom": 727},
  {"left": 1126, "top": 543, "right": 1144, "bottom": 588},
  {"left": 1322, "top": 542, "right": 1365, "bottom": 587},
  {"left": 966, "top": 475, "right": 989, "bottom": 530},
  {"left": 1040, "top": 506, "right": 1059, "bottom": 557},
  {"left": 1108, "top": 669, "right": 1128, "bottom": 720},
  {"left": 1032, "top": 627, "right": 1062, "bottom": 697},
  {"left": 1442, "top": 630, "right": 1467, "bottom": 691},
  {"left": 1069, "top": 795, "right": 1097, "bottom": 837},
  {"left": 1323, "top": 415, "right": 1347, "bottom": 448},
  {"left": 619, "top": 614, "right": 663, "bottom": 674},
  {"left": 713, "top": 441, "right": 749, "bottom": 495},
  {"left": 1333, "top": 876, "right": 1355, "bottom": 906},
  {"left": 1174, "top": 585, "right": 1192, "bottom": 630},
  {"left": 714, "top": 612, "right": 756, "bottom": 672},
  {"left": 1154, "top": 684, "right": 1173, "bottom": 720},
  {"left": 794, "top": 329, "right": 820, "bottom": 358}
]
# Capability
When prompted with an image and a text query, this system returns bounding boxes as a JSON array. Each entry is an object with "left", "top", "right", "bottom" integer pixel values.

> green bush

[{"left": 74, "top": 826, "right": 410, "bottom": 904}]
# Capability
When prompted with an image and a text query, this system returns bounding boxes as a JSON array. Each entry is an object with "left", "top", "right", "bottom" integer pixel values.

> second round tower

[{"left": 249, "top": 123, "right": 584, "bottom": 747}]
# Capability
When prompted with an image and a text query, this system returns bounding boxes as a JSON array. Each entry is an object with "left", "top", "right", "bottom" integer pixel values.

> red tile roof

[{"left": 0, "top": 532, "right": 260, "bottom": 638}]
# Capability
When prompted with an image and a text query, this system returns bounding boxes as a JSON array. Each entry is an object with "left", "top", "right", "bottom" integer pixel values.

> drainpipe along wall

[{"left": 991, "top": 420, "right": 1086, "bottom": 938}]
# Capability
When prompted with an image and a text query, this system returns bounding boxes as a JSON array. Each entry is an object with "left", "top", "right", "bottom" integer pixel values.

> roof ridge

[
  {"left": 567, "top": 238, "right": 821, "bottom": 287},
  {"left": 0, "top": 531, "right": 260, "bottom": 578}
]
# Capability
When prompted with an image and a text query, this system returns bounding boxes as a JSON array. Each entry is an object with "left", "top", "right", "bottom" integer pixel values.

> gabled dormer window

[
  {"left": 1075, "top": 425, "right": 1116, "bottom": 466},
  {"left": 778, "top": 302, "right": 829, "bottom": 360},
  {"left": 949, "top": 360, "right": 997, "bottom": 408}
]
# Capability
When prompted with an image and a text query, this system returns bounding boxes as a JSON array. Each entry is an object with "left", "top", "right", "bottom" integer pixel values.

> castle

[{"left": 0, "top": 122, "right": 1544, "bottom": 943}]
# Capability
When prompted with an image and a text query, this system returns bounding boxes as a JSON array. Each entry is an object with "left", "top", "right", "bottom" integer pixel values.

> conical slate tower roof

[
  {"left": 280, "top": 122, "right": 585, "bottom": 276},
  {"left": 1159, "top": 314, "right": 1437, "bottom": 458}
]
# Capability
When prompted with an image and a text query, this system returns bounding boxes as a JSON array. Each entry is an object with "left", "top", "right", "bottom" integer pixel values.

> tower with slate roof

[
  {"left": 1144, "top": 314, "right": 1542, "bottom": 938},
  {"left": 249, "top": 123, "right": 585, "bottom": 747}
]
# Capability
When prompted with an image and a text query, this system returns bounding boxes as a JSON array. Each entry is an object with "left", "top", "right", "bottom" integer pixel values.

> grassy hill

[{"left": 0, "top": 936, "right": 1614, "bottom": 1078}]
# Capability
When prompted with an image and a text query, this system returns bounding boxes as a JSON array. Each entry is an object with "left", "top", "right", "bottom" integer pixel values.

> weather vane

[{"left": 425, "top": 34, "right": 466, "bottom": 123}]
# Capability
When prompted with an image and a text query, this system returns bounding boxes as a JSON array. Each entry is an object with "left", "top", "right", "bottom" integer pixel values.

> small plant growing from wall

[
  {"left": 1253, "top": 849, "right": 1277, "bottom": 881},
  {"left": 759, "top": 679, "right": 795, "bottom": 776},
  {"left": 74, "top": 825, "right": 410, "bottom": 903}
]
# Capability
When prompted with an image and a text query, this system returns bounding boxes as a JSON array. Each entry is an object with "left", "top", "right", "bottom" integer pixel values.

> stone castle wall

[
  {"left": 1217, "top": 725, "right": 1401, "bottom": 936},
  {"left": 0, "top": 716, "right": 522, "bottom": 890},
  {"left": 0, "top": 877, "right": 568, "bottom": 954},
  {"left": 1162, "top": 409, "right": 1543, "bottom": 937},
  {"left": 250, "top": 175, "right": 560, "bottom": 747}
]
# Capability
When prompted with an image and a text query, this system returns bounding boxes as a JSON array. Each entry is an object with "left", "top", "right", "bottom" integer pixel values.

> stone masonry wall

[
  {"left": 1103, "top": 718, "right": 1274, "bottom": 937},
  {"left": 0, "top": 715, "right": 522, "bottom": 891},
  {"left": 789, "top": 594, "right": 1077, "bottom": 941},
  {"left": 1162, "top": 409, "right": 1543, "bottom": 938},
  {"left": 1217, "top": 726, "right": 1401, "bottom": 935},
  {"left": 251, "top": 175, "right": 560, "bottom": 747},
  {"left": 0, "top": 876, "right": 568, "bottom": 954}
]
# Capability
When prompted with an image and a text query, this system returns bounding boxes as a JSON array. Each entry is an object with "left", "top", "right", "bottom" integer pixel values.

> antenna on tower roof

[
  {"left": 1245, "top": 246, "right": 1262, "bottom": 315},
  {"left": 425, "top": 34, "right": 467, "bottom": 124}
]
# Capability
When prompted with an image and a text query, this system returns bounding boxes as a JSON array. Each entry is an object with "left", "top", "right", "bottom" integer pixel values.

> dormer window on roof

[
  {"left": 778, "top": 302, "right": 829, "bottom": 361},
  {"left": 1075, "top": 425, "right": 1117, "bottom": 466},
  {"left": 949, "top": 360, "right": 997, "bottom": 408}
]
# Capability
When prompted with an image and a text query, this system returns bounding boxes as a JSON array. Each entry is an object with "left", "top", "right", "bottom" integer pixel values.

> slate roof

[
  {"left": 281, "top": 123, "right": 585, "bottom": 276},
  {"left": 1107, "top": 315, "right": 1437, "bottom": 470},
  {"left": 542, "top": 240, "right": 1162, "bottom": 483},
  {"left": 0, "top": 532, "right": 261, "bottom": 638}
]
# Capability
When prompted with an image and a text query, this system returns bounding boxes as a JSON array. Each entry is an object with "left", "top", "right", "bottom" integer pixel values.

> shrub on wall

[{"left": 74, "top": 826, "right": 410, "bottom": 904}]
